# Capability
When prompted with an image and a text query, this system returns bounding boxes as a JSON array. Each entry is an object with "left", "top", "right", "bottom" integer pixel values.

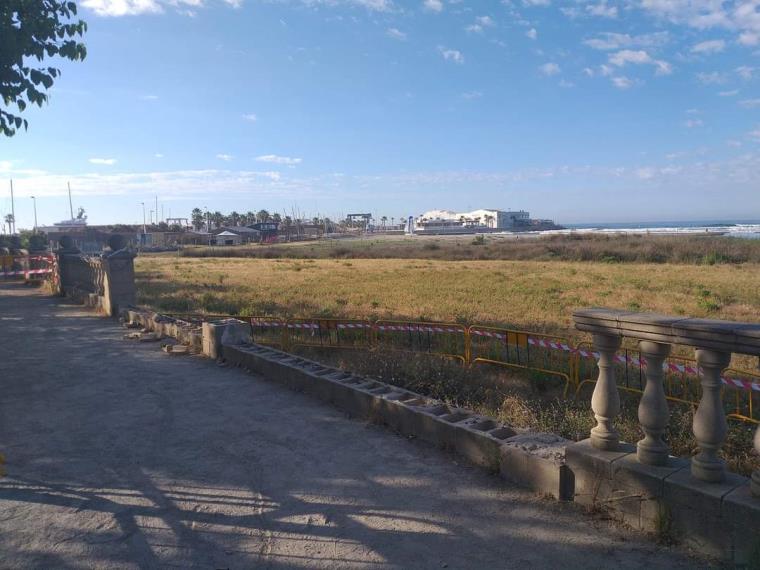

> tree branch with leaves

[{"left": 1, "top": 1, "right": 87, "bottom": 136}]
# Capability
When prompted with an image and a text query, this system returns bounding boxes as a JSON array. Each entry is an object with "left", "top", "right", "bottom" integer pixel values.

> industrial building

[{"left": 412, "top": 209, "right": 542, "bottom": 234}]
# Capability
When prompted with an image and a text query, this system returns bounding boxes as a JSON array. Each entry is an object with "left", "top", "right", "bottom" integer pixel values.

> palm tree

[
  {"left": 212, "top": 211, "right": 224, "bottom": 229},
  {"left": 245, "top": 211, "right": 256, "bottom": 225},
  {"left": 257, "top": 209, "right": 270, "bottom": 223},
  {"left": 229, "top": 211, "right": 241, "bottom": 226},
  {"left": 4, "top": 213, "right": 14, "bottom": 235},
  {"left": 272, "top": 213, "right": 282, "bottom": 223},
  {"left": 191, "top": 208, "right": 204, "bottom": 230},
  {"left": 381, "top": 216, "right": 387, "bottom": 229}
]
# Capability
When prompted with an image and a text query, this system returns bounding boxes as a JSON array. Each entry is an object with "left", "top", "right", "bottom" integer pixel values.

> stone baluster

[
  {"left": 637, "top": 341, "right": 672, "bottom": 465},
  {"left": 691, "top": 349, "right": 732, "bottom": 482},
  {"left": 752, "top": 426, "right": 760, "bottom": 497},
  {"left": 590, "top": 333, "right": 622, "bottom": 451}
]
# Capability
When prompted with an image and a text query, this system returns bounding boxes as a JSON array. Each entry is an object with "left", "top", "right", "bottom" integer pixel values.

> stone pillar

[
  {"left": 590, "top": 333, "right": 622, "bottom": 451},
  {"left": 752, "top": 426, "right": 760, "bottom": 497},
  {"left": 692, "top": 349, "right": 732, "bottom": 482},
  {"left": 637, "top": 341, "right": 672, "bottom": 466}
]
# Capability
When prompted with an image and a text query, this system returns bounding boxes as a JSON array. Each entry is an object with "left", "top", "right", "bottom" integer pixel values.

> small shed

[{"left": 214, "top": 231, "right": 242, "bottom": 246}]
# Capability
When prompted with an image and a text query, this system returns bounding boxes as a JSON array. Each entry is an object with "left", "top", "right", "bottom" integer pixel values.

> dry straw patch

[{"left": 136, "top": 256, "right": 760, "bottom": 337}]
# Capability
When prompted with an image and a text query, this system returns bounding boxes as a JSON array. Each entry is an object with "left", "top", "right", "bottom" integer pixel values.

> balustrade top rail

[{"left": 574, "top": 308, "right": 760, "bottom": 357}]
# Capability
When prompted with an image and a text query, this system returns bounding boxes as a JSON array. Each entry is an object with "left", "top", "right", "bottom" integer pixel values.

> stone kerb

[{"left": 570, "top": 308, "right": 760, "bottom": 563}]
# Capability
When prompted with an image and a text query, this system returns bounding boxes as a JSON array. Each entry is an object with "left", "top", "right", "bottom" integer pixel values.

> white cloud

[
  {"left": 522, "top": 0, "right": 550, "bottom": 5},
  {"left": 242, "top": 113, "right": 258, "bottom": 122},
  {"left": 438, "top": 46, "right": 464, "bottom": 64},
  {"left": 740, "top": 98, "right": 760, "bottom": 108},
  {"left": 611, "top": 76, "right": 634, "bottom": 89},
  {"left": 461, "top": 90, "right": 483, "bottom": 99},
  {"left": 467, "top": 16, "right": 495, "bottom": 34},
  {"left": 638, "top": 0, "right": 760, "bottom": 48},
  {"left": 256, "top": 154, "right": 302, "bottom": 165},
  {"left": 140, "top": 94, "right": 159, "bottom": 101},
  {"left": 719, "top": 89, "right": 739, "bottom": 96},
  {"left": 583, "top": 32, "right": 669, "bottom": 51},
  {"left": 89, "top": 158, "right": 117, "bottom": 165},
  {"left": 749, "top": 126, "right": 760, "bottom": 141},
  {"left": 736, "top": 66, "right": 755, "bottom": 80},
  {"left": 386, "top": 27, "right": 406, "bottom": 40},
  {"left": 586, "top": 1, "right": 617, "bottom": 18},
  {"left": 216, "top": 153, "right": 234, "bottom": 161},
  {"left": 526, "top": 28, "right": 538, "bottom": 40},
  {"left": 683, "top": 118, "right": 704, "bottom": 128},
  {"left": 691, "top": 39, "right": 726, "bottom": 54},
  {"left": 739, "top": 32, "right": 760, "bottom": 46},
  {"left": 558, "top": 79, "right": 575, "bottom": 88},
  {"left": 81, "top": 0, "right": 162, "bottom": 17},
  {"left": 154, "top": 153, "right": 164, "bottom": 158},
  {"left": 696, "top": 71, "right": 726, "bottom": 84},
  {"left": 423, "top": 0, "right": 442, "bottom": 12},
  {"left": 539, "top": 62, "right": 561, "bottom": 76},
  {"left": 609, "top": 49, "right": 672, "bottom": 75},
  {"left": 83, "top": 0, "right": 389, "bottom": 17}
]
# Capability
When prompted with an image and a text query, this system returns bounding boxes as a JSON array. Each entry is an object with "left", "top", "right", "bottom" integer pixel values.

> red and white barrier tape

[
  {"left": 377, "top": 324, "right": 464, "bottom": 334},
  {"left": 475, "top": 329, "right": 760, "bottom": 393},
  {"left": 0, "top": 268, "right": 52, "bottom": 277}
]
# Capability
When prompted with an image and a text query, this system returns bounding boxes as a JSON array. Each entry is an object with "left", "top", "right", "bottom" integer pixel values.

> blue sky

[{"left": 2, "top": 0, "right": 760, "bottom": 229}]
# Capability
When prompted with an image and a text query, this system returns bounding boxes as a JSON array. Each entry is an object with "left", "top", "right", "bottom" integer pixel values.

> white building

[{"left": 414, "top": 209, "right": 530, "bottom": 233}]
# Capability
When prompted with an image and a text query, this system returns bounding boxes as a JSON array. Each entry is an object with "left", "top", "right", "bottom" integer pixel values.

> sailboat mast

[
  {"left": 10, "top": 179, "right": 16, "bottom": 234},
  {"left": 68, "top": 182, "right": 74, "bottom": 219}
]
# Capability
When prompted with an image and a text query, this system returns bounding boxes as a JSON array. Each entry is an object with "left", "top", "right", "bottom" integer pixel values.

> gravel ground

[{"left": 0, "top": 283, "right": 705, "bottom": 569}]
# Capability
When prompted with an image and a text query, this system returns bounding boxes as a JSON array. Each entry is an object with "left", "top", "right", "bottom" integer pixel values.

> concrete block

[
  {"left": 611, "top": 454, "right": 688, "bottom": 530},
  {"left": 723, "top": 483, "right": 760, "bottom": 565},
  {"left": 202, "top": 322, "right": 225, "bottom": 359},
  {"left": 454, "top": 417, "right": 507, "bottom": 471},
  {"left": 500, "top": 433, "right": 572, "bottom": 500},
  {"left": 565, "top": 438, "right": 635, "bottom": 505},
  {"left": 663, "top": 467, "right": 747, "bottom": 559}
]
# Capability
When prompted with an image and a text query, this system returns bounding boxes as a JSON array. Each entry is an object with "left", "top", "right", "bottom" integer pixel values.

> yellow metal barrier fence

[
  {"left": 159, "top": 312, "right": 760, "bottom": 424},
  {"left": 469, "top": 326, "right": 576, "bottom": 397}
]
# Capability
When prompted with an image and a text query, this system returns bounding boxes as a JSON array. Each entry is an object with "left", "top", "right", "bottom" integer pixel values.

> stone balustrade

[{"left": 573, "top": 308, "right": 760, "bottom": 489}]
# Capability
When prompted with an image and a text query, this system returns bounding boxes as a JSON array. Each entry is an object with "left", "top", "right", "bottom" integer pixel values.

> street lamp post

[{"left": 31, "top": 196, "right": 37, "bottom": 232}]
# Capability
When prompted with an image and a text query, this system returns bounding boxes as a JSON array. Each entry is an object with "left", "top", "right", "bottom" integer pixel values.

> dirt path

[{"left": 0, "top": 283, "right": 701, "bottom": 568}]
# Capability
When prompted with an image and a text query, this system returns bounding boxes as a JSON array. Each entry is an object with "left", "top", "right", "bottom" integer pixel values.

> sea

[{"left": 547, "top": 220, "right": 760, "bottom": 239}]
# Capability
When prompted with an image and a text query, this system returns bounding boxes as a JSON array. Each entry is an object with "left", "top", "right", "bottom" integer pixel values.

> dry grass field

[{"left": 136, "top": 256, "right": 760, "bottom": 338}]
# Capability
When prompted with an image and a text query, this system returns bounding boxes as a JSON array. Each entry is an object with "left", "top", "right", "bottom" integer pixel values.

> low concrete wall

[{"left": 223, "top": 342, "right": 574, "bottom": 500}]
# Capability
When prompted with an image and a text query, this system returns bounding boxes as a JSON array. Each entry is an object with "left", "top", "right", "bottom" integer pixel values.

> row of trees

[
  {"left": 189, "top": 208, "right": 348, "bottom": 233},
  {"left": 190, "top": 208, "right": 288, "bottom": 230}
]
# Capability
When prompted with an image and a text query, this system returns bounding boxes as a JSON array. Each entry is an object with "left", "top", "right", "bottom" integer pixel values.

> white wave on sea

[{"left": 534, "top": 222, "right": 760, "bottom": 239}]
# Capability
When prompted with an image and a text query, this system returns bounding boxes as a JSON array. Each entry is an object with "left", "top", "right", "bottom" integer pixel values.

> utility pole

[
  {"left": 31, "top": 196, "right": 37, "bottom": 232},
  {"left": 10, "top": 179, "right": 16, "bottom": 234},
  {"left": 141, "top": 202, "right": 146, "bottom": 234},
  {"left": 155, "top": 195, "right": 159, "bottom": 224}
]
